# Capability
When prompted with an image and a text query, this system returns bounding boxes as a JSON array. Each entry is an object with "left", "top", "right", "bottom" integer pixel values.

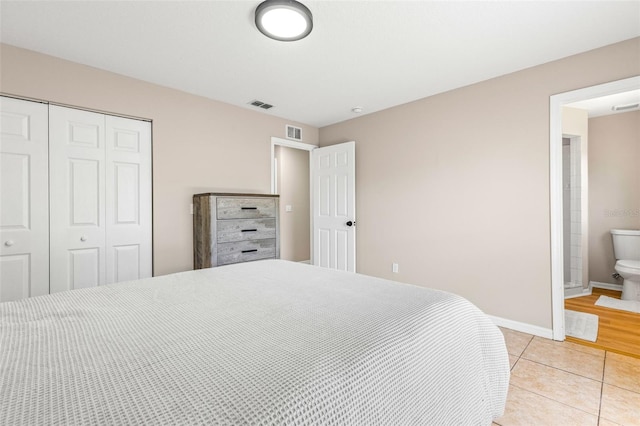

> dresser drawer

[
  {"left": 217, "top": 198, "right": 276, "bottom": 219},
  {"left": 217, "top": 239, "right": 276, "bottom": 266},
  {"left": 217, "top": 218, "right": 276, "bottom": 243}
]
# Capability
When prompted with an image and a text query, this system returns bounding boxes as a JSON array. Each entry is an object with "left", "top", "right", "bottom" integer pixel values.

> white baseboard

[
  {"left": 490, "top": 281, "right": 621, "bottom": 342},
  {"left": 564, "top": 286, "right": 592, "bottom": 299},
  {"left": 298, "top": 260, "right": 311, "bottom": 264},
  {"left": 487, "top": 315, "right": 554, "bottom": 340},
  {"left": 590, "top": 280, "right": 623, "bottom": 291}
]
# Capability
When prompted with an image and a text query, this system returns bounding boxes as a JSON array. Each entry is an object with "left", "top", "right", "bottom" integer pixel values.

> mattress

[{"left": 0, "top": 259, "right": 509, "bottom": 425}]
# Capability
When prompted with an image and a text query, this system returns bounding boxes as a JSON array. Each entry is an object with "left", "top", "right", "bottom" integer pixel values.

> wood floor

[{"left": 565, "top": 287, "right": 640, "bottom": 359}]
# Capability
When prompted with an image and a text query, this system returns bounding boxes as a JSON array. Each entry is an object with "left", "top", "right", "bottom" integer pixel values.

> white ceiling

[
  {"left": 1, "top": 1, "right": 639, "bottom": 127},
  {"left": 567, "top": 89, "right": 640, "bottom": 118}
]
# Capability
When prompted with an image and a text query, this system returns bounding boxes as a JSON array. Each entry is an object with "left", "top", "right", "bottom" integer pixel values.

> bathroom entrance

[{"left": 550, "top": 76, "right": 640, "bottom": 342}]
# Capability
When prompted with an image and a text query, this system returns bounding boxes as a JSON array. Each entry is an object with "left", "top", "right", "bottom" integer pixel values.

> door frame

[
  {"left": 270, "top": 137, "right": 318, "bottom": 262},
  {"left": 549, "top": 75, "right": 640, "bottom": 340}
]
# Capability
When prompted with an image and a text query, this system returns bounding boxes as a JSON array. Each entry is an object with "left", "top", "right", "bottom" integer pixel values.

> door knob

[
  {"left": 4, "top": 240, "right": 14, "bottom": 247},
  {"left": 346, "top": 221, "right": 356, "bottom": 227},
  {"left": 80, "top": 235, "right": 87, "bottom": 242}
]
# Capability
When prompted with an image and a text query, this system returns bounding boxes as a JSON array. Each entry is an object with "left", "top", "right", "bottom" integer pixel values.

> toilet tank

[{"left": 611, "top": 229, "right": 640, "bottom": 261}]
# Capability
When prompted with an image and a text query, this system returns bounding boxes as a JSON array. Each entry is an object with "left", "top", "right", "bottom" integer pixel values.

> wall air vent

[
  {"left": 248, "top": 100, "right": 274, "bottom": 110},
  {"left": 286, "top": 125, "right": 302, "bottom": 141}
]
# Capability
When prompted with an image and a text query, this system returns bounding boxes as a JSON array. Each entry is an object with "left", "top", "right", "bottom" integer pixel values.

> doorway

[
  {"left": 270, "top": 137, "right": 316, "bottom": 263},
  {"left": 550, "top": 76, "right": 640, "bottom": 341},
  {"left": 270, "top": 137, "right": 357, "bottom": 271}
]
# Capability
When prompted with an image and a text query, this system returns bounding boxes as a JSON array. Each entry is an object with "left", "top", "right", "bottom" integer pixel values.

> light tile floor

[{"left": 493, "top": 328, "right": 640, "bottom": 426}]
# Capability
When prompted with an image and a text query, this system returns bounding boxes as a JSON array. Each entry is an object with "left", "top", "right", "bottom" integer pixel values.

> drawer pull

[
  {"left": 241, "top": 207, "right": 258, "bottom": 210},
  {"left": 241, "top": 229, "right": 258, "bottom": 232},
  {"left": 242, "top": 249, "right": 258, "bottom": 253}
]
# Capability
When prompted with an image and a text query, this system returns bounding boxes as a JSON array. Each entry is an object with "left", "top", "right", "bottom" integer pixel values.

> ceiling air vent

[
  {"left": 248, "top": 100, "right": 274, "bottom": 110},
  {"left": 286, "top": 125, "right": 302, "bottom": 141},
  {"left": 612, "top": 103, "right": 639, "bottom": 112}
]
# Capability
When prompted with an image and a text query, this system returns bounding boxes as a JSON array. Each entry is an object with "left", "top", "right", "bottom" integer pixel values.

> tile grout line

[
  {"left": 603, "top": 351, "right": 640, "bottom": 395},
  {"left": 604, "top": 382, "right": 640, "bottom": 395},
  {"left": 522, "top": 336, "right": 608, "bottom": 381},
  {"left": 522, "top": 357, "right": 602, "bottom": 382},
  {"left": 512, "top": 353, "right": 603, "bottom": 418},
  {"left": 597, "top": 351, "right": 607, "bottom": 425},
  {"left": 506, "top": 334, "right": 533, "bottom": 370},
  {"left": 519, "top": 335, "right": 535, "bottom": 357},
  {"left": 509, "top": 382, "right": 601, "bottom": 419},
  {"left": 501, "top": 330, "right": 640, "bottom": 425},
  {"left": 513, "top": 358, "right": 603, "bottom": 417}
]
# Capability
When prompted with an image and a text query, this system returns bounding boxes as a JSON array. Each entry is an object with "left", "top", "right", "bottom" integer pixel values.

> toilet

[{"left": 611, "top": 229, "right": 640, "bottom": 301}]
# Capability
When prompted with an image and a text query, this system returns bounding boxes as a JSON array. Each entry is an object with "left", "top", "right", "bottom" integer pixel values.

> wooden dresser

[{"left": 193, "top": 193, "right": 280, "bottom": 269}]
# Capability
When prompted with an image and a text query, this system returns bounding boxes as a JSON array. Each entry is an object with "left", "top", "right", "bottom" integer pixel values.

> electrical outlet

[
  {"left": 285, "top": 205, "right": 293, "bottom": 212},
  {"left": 392, "top": 263, "right": 399, "bottom": 273}
]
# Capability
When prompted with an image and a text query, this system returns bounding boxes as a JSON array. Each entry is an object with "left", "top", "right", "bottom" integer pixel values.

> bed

[{"left": 1, "top": 259, "right": 509, "bottom": 425}]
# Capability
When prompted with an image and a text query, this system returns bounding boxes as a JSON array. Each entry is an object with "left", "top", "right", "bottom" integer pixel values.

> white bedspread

[{"left": 1, "top": 260, "right": 509, "bottom": 425}]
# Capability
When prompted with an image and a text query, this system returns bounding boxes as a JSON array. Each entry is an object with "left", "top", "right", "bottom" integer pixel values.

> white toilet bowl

[
  {"left": 611, "top": 229, "right": 640, "bottom": 301},
  {"left": 614, "top": 259, "right": 640, "bottom": 301}
]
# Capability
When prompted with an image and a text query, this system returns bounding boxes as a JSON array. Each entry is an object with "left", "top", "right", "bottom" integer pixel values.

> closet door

[
  {"left": 106, "top": 116, "right": 152, "bottom": 282},
  {"left": 0, "top": 97, "right": 49, "bottom": 301},
  {"left": 49, "top": 106, "right": 107, "bottom": 293}
]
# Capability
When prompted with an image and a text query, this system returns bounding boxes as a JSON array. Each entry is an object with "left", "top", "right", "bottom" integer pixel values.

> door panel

[
  {"left": 68, "top": 122, "right": 100, "bottom": 147},
  {"left": 114, "top": 244, "right": 140, "bottom": 282},
  {"left": 336, "top": 174, "right": 348, "bottom": 216},
  {"left": 0, "top": 255, "right": 30, "bottom": 301},
  {"left": 114, "top": 162, "right": 140, "bottom": 224},
  {"left": 312, "top": 141, "right": 356, "bottom": 272},
  {"left": 69, "top": 248, "right": 100, "bottom": 289},
  {"left": 49, "top": 106, "right": 106, "bottom": 293},
  {"left": 317, "top": 228, "right": 330, "bottom": 268},
  {"left": 1, "top": 153, "right": 29, "bottom": 228},
  {"left": 336, "top": 230, "right": 348, "bottom": 271},
  {"left": 70, "top": 159, "right": 101, "bottom": 225},
  {"left": 0, "top": 97, "right": 49, "bottom": 301},
  {"left": 319, "top": 174, "right": 331, "bottom": 216},
  {"left": 106, "top": 115, "right": 152, "bottom": 283}
]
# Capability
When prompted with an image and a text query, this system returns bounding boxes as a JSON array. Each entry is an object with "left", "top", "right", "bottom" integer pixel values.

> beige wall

[
  {"left": 0, "top": 43, "right": 319, "bottom": 276},
  {"left": 275, "top": 146, "right": 310, "bottom": 262},
  {"left": 588, "top": 110, "right": 640, "bottom": 285},
  {"left": 319, "top": 37, "right": 640, "bottom": 329},
  {"left": 2, "top": 37, "right": 639, "bottom": 331},
  {"left": 563, "top": 107, "right": 589, "bottom": 136}
]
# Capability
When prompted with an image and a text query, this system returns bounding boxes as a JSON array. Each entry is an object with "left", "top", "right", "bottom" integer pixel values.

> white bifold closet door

[
  {"left": 0, "top": 97, "right": 50, "bottom": 302},
  {"left": 49, "top": 106, "right": 152, "bottom": 293}
]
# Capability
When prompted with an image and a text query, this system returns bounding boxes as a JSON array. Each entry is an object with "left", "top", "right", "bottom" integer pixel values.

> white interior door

[
  {"left": 49, "top": 106, "right": 107, "bottom": 293},
  {"left": 312, "top": 141, "right": 356, "bottom": 271},
  {"left": 0, "top": 97, "right": 49, "bottom": 301},
  {"left": 105, "top": 115, "right": 152, "bottom": 283}
]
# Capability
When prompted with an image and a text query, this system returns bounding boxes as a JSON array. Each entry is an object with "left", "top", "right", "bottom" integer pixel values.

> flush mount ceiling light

[{"left": 255, "top": 0, "right": 313, "bottom": 42}]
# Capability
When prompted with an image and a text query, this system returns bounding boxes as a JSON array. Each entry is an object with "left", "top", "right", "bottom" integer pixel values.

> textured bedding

[{"left": 1, "top": 260, "right": 509, "bottom": 425}]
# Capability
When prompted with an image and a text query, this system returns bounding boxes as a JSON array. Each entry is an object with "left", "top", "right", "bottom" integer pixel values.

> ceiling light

[
  {"left": 351, "top": 107, "right": 363, "bottom": 114},
  {"left": 255, "top": 0, "right": 313, "bottom": 42}
]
